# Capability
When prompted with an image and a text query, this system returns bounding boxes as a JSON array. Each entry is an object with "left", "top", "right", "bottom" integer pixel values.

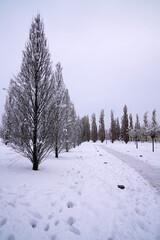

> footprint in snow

[
  {"left": 77, "top": 190, "right": 82, "bottom": 196},
  {"left": 70, "top": 185, "right": 77, "bottom": 190},
  {"left": 0, "top": 217, "right": 7, "bottom": 227},
  {"left": 48, "top": 213, "right": 54, "bottom": 220},
  {"left": 7, "top": 234, "right": 15, "bottom": 240},
  {"left": 67, "top": 201, "right": 74, "bottom": 208},
  {"left": 50, "top": 234, "right": 56, "bottom": 240},
  {"left": 51, "top": 201, "right": 56, "bottom": 207},
  {"left": 135, "top": 208, "right": 145, "bottom": 217},
  {"left": 44, "top": 223, "right": 50, "bottom": 231},
  {"left": 20, "top": 202, "right": 31, "bottom": 207},
  {"left": 28, "top": 210, "right": 43, "bottom": 219},
  {"left": 70, "top": 226, "right": 80, "bottom": 235},
  {"left": 137, "top": 219, "right": 145, "bottom": 231},
  {"left": 59, "top": 207, "right": 63, "bottom": 213},
  {"left": 67, "top": 217, "right": 75, "bottom": 226},
  {"left": 30, "top": 219, "right": 38, "bottom": 228},
  {"left": 7, "top": 200, "right": 16, "bottom": 208},
  {"left": 55, "top": 220, "right": 59, "bottom": 226}
]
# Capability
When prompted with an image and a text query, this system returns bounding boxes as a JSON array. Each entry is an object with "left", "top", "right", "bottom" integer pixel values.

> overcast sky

[{"left": 0, "top": 0, "right": 160, "bottom": 126}]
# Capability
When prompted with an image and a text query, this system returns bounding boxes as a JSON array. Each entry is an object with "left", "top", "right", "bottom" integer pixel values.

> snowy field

[
  {"left": 106, "top": 141, "right": 160, "bottom": 168},
  {"left": 0, "top": 141, "right": 160, "bottom": 240}
]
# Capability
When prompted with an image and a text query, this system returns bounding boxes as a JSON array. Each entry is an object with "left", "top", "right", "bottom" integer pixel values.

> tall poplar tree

[
  {"left": 121, "top": 105, "right": 129, "bottom": 144},
  {"left": 49, "top": 63, "right": 66, "bottom": 158},
  {"left": 98, "top": 109, "right": 105, "bottom": 143},
  {"left": 134, "top": 114, "right": 141, "bottom": 149},
  {"left": 81, "top": 115, "right": 90, "bottom": 142},
  {"left": 109, "top": 110, "right": 116, "bottom": 143},
  {"left": 129, "top": 113, "right": 134, "bottom": 141},
  {"left": 91, "top": 113, "right": 98, "bottom": 142},
  {"left": 115, "top": 118, "right": 121, "bottom": 140}
]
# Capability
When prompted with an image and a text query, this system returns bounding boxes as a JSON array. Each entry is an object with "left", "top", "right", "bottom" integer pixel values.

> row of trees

[
  {"left": 81, "top": 110, "right": 106, "bottom": 143},
  {"left": 0, "top": 15, "right": 84, "bottom": 170},
  {"left": 109, "top": 105, "right": 160, "bottom": 151},
  {"left": 0, "top": 14, "right": 107, "bottom": 171}
]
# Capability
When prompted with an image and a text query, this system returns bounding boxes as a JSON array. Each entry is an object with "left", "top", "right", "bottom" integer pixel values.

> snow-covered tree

[
  {"left": 129, "top": 113, "right": 134, "bottom": 141},
  {"left": 76, "top": 116, "right": 83, "bottom": 146},
  {"left": 98, "top": 109, "right": 105, "bottom": 143},
  {"left": 65, "top": 99, "right": 78, "bottom": 150},
  {"left": 1, "top": 86, "right": 14, "bottom": 144},
  {"left": 133, "top": 114, "right": 141, "bottom": 149},
  {"left": 115, "top": 118, "right": 121, "bottom": 141},
  {"left": 147, "top": 109, "right": 160, "bottom": 152},
  {"left": 81, "top": 115, "right": 90, "bottom": 142},
  {"left": 49, "top": 62, "right": 67, "bottom": 158},
  {"left": 141, "top": 111, "right": 149, "bottom": 142},
  {"left": 91, "top": 113, "right": 98, "bottom": 142},
  {"left": 109, "top": 110, "right": 116, "bottom": 143},
  {"left": 121, "top": 105, "right": 129, "bottom": 144},
  {"left": 1, "top": 15, "right": 53, "bottom": 170}
]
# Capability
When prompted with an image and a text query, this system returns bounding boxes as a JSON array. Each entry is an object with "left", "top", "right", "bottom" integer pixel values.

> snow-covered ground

[
  {"left": 106, "top": 141, "right": 160, "bottom": 168},
  {"left": 0, "top": 141, "right": 160, "bottom": 240}
]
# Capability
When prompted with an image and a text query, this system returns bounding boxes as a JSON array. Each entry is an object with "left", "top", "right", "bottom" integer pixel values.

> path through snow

[{"left": 99, "top": 144, "right": 160, "bottom": 195}]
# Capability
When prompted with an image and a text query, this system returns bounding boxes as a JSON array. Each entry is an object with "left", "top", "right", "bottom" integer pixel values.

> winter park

[{"left": 0, "top": 1, "right": 160, "bottom": 240}]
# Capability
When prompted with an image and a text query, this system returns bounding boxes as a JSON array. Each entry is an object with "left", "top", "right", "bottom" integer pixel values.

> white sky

[{"left": 0, "top": 0, "right": 160, "bottom": 126}]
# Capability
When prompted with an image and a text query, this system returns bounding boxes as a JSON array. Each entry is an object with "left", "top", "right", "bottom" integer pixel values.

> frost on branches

[{"left": 147, "top": 109, "right": 160, "bottom": 152}]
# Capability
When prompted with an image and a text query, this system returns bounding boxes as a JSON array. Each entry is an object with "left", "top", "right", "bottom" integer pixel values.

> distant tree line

[
  {"left": 109, "top": 105, "right": 160, "bottom": 152},
  {"left": 81, "top": 109, "right": 106, "bottom": 144}
]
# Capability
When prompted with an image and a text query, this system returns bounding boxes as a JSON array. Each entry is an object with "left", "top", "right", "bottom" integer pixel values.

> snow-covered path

[
  {"left": 0, "top": 142, "right": 160, "bottom": 240},
  {"left": 99, "top": 144, "right": 160, "bottom": 195}
]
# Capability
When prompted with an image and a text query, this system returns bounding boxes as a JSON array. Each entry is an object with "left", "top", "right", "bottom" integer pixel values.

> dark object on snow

[
  {"left": 139, "top": 155, "right": 143, "bottom": 157},
  {"left": 104, "top": 162, "right": 108, "bottom": 164},
  {"left": 117, "top": 185, "right": 125, "bottom": 189}
]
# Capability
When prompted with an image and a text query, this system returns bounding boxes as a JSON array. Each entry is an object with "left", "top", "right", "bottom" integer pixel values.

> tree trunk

[
  {"left": 55, "top": 147, "right": 58, "bottom": 158},
  {"left": 33, "top": 75, "right": 38, "bottom": 170},
  {"left": 66, "top": 141, "right": 68, "bottom": 152},
  {"left": 32, "top": 161, "right": 38, "bottom": 171},
  {"left": 136, "top": 140, "right": 138, "bottom": 149},
  {"left": 152, "top": 138, "right": 154, "bottom": 152}
]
